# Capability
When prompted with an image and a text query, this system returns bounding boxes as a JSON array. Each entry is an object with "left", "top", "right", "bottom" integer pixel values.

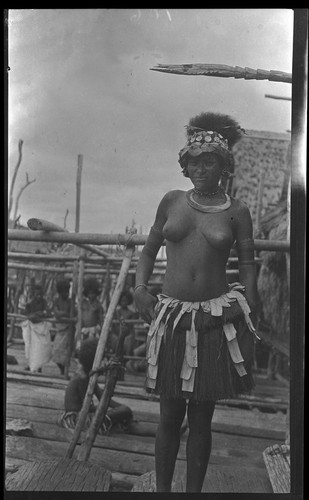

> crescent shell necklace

[{"left": 186, "top": 189, "right": 231, "bottom": 213}]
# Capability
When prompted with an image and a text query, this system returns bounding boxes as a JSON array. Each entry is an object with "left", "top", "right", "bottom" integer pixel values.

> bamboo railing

[
  {"left": 27, "top": 218, "right": 109, "bottom": 258},
  {"left": 8, "top": 229, "right": 290, "bottom": 252},
  {"left": 150, "top": 63, "right": 292, "bottom": 84}
]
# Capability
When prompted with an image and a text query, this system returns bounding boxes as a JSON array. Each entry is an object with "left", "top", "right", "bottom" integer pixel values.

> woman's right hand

[{"left": 134, "top": 288, "right": 157, "bottom": 325}]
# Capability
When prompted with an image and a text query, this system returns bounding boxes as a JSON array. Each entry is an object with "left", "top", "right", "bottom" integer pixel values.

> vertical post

[
  {"left": 64, "top": 155, "right": 83, "bottom": 379},
  {"left": 7, "top": 270, "right": 26, "bottom": 343},
  {"left": 74, "top": 251, "right": 86, "bottom": 351},
  {"left": 290, "top": 11, "right": 307, "bottom": 495},
  {"left": 285, "top": 175, "right": 291, "bottom": 446},
  {"left": 65, "top": 242, "right": 135, "bottom": 459},
  {"left": 100, "top": 263, "right": 111, "bottom": 312},
  {"left": 255, "top": 169, "right": 266, "bottom": 235},
  {"left": 75, "top": 154, "right": 83, "bottom": 234}
]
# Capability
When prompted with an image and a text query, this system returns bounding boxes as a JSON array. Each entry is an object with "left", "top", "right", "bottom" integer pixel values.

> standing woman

[{"left": 134, "top": 112, "right": 259, "bottom": 492}]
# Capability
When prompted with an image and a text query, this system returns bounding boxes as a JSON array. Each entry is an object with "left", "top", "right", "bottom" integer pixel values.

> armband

[
  {"left": 237, "top": 238, "right": 254, "bottom": 250},
  {"left": 237, "top": 238, "right": 255, "bottom": 262},
  {"left": 134, "top": 284, "right": 148, "bottom": 292}
]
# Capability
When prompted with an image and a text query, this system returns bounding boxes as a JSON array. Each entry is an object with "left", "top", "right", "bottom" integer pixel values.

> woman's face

[{"left": 187, "top": 153, "right": 223, "bottom": 191}]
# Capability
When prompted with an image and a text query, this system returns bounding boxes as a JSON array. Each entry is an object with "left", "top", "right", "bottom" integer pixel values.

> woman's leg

[
  {"left": 155, "top": 397, "right": 187, "bottom": 492},
  {"left": 186, "top": 399, "right": 215, "bottom": 492}
]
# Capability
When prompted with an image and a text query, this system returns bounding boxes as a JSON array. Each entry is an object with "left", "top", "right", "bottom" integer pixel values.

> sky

[{"left": 7, "top": 9, "right": 294, "bottom": 234}]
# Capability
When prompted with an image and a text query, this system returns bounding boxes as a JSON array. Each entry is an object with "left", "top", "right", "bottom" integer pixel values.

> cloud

[{"left": 8, "top": 9, "right": 293, "bottom": 233}]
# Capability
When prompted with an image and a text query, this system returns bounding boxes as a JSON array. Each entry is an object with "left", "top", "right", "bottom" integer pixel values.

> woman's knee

[
  {"left": 160, "top": 398, "right": 186, "bottom": 428},
  {"left": 187, "top": 400, "right": 215, "bottom": 427}
]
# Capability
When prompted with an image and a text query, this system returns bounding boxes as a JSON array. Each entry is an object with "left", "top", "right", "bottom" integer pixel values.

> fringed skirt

[{"left": 145, "top": 284, "right": 259, "bottom": 402}]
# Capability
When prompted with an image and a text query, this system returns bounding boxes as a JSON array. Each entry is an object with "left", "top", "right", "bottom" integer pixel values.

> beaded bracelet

[{"left": 134, "top": 284, "right": 148, "bottom": 292}]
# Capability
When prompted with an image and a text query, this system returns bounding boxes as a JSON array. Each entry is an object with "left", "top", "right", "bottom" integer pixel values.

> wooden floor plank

[
  {"left": 6, "top": 380, "right": 287, "bottom": 440},
  {"left": 263, "top": 444, "right": 290, "bottom": 493},
  {"left": 5, "top": 458, "right": 111, "bottom": 491},
  {"left": 6, "top": 434, "right": 181, "bottom": 477},
  {"left": 6, "top": 380, "right": 286, "bottom": 428},
  {"left": 6, "top": 417, "right": 276, "bottom": 469},
  {"left": 5, "top": 436, "right": 272, "bottom": 493},
  {"left": 5, "top": 456, "right": 138, "bottom": 491},
  {"left": 6, "top": 404, "right": 283, "bottom": 451}
]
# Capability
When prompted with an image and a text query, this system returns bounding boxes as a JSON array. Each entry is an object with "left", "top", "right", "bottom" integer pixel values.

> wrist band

[{"left": 134, "top": 284, "right": 148, "bottom": 291}]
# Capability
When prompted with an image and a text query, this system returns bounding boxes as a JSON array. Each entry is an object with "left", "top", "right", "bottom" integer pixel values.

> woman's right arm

[{"left": 134, "top": 194, "right": 168, "bottom": 324}]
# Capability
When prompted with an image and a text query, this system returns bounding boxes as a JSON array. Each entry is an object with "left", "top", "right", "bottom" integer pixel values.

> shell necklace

[{"left": 186, "top": 189, "right": 231, "bottom": 213}]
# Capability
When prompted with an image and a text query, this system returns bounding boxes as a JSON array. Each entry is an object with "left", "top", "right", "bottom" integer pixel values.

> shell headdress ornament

[{"left": 178, "top": 112, "right": 246, "bottom": 177}]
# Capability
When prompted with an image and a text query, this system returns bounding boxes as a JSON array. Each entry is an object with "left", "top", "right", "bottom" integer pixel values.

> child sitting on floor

[{"left": 57, "top": 338, "right": 133, "bottom": 434}]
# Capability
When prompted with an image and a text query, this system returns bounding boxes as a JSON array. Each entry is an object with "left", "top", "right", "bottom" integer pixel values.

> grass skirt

[{"left": 146, "top": 293, "right": 256, "bottom": 402}]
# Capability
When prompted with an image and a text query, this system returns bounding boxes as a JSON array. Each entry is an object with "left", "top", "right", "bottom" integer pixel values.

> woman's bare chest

[{"left": 162, "top": 204, "right": 235, "bottom": 250}]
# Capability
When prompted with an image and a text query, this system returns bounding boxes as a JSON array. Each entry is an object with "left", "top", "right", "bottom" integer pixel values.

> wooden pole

[
  {"left": 27, "top": 218, "right": 109, "bottom": 258},
  {"left": 77, "top": 316, "right": 127, "bottom": 461},
  {"left": 65, "top": 156, "right": 83, "bottom": 379},
  {"left": 7, "top": 261, "right": 239, "bottom": 276},
  {"left": 7, "top": 251, "right": 167, "bottom": 263},
  {"left": 255, "top": 169, "right": 266, "bottom": 235},
  {"left": 65, "top": 242, "right": 135, "bottom": 458},
  {"left": 74, "top": 251, "right": 86, "bottom": 352},
  {"left": 75, "top": 155, "right": 83, "bottom": 234},
  {"left": 7, "top": 229, "right": 290, "bottom": 252},
  {"left": 8, "top": 139, "right": 23, "bottom": 219},
  {"left": 265, "top": 94, "right": 292, "bottom": 101},
  {"left": 100, "top": 263, "right": 111, "bottom": 312},
  {"left": 7, "top": 270, "right": 26, "bottom": 343}
]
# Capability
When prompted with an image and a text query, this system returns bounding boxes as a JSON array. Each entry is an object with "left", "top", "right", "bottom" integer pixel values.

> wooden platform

[{"left": 5, "top": 343, "right": 289, "bottom": 492}]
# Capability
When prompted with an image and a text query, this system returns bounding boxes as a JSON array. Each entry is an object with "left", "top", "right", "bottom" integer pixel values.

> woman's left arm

[{"left": 234, "top": 201, "right": 260, "bottom": 321}]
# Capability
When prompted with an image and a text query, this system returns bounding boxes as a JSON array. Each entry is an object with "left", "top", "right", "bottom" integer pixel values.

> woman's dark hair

[
  {"left": 187, "top": 112, "right": 242, "bottom": 148},
  {"left": 78, "top": 338, "right": 98, "bottom": 374},
  {"left": 83, "top": 277, "right": 101, "bottom": 297},
  {"left": 119, "top": 290, "right": 133, "bottom": 305},
  {"left": 56, "top": 278, "right": 70, "bottom": 294}
]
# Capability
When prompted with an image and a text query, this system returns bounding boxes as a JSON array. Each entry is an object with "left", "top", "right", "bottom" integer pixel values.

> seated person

[{"left": 58, "top": 338, "right": 133, "bottom": 434}]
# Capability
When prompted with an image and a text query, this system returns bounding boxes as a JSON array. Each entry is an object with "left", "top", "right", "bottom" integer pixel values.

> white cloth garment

[{"left": 21, "top": 319, "right": 53, "bottom": 371}]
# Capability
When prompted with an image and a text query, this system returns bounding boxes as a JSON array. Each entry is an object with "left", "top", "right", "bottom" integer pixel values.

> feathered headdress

[{"left": 178, "top": 112, "right": 245, "bottom": 177}]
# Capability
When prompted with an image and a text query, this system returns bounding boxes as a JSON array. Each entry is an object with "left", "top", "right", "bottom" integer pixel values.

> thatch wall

[
  {"left": 256, "top": 201, "right": 289, "bottom": 355},
  {"left": 232, "top": 130, "right": 290, "bottom": 227}
]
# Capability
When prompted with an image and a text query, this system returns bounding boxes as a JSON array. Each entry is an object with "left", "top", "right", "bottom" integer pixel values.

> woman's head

[
  {"left": 56, "top": 278, "right": 70, "bottom": 297},
  {"left": 119, "top": 290, "right": 133, "bottom": 307},
  {"left": 33, "top": 284, "right": 44, "bottom": 299},
  {"left": 83, "top": 278, "right": 101, "bottom": 298},
  {"left": 78, "top": 338, "right": 98, "bottom": 374},
  {"left": 178, "top": 112, "right": 243, "bottom": 178}
]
